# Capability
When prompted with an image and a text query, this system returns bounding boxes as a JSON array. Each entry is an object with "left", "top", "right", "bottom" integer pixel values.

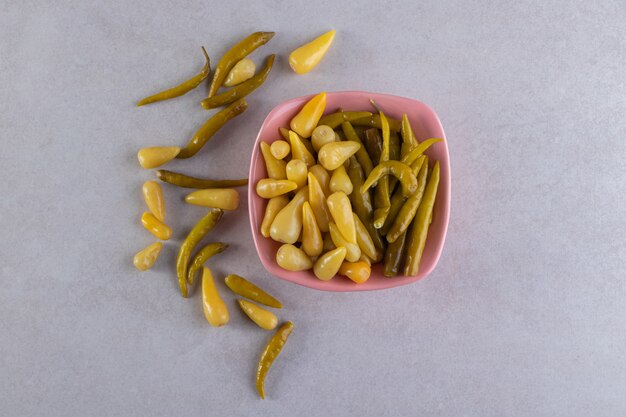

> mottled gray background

[{"left": 1, "top": 0, "right": 625, "bottom": 416}]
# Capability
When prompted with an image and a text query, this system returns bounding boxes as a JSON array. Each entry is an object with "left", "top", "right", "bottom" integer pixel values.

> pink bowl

[{"left": 248, "top": 91, "right": 450, "bottom": 291}]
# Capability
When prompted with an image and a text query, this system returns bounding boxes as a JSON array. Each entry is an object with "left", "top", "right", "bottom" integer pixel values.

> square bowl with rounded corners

[{"left": 248, "top": 91, "right": 450, "bottom": 292}]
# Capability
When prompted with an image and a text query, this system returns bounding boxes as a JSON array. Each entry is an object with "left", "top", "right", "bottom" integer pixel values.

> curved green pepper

[
  {"left": 317, "top": 111, "right": 373, "bottom": 129},
  {"left": 187, "top": 242, "right": 229, "bottom": 286},
  {"left": 176, "top": 209, "right": 223, "bottom": 297},
  {"left": 373, "top": 112, "right": 391, "bottom": 228},
  {"left": 362, "top": 160, "right": 418, "bottom": 197},
  {"left": 341, "top": 121, "right": 373, "bottom": 177},
  {"left": 400, "top": 114, "right": 418, "bottom": 158},
  {"left": 156, "top": 170, "right": 248, "bottom": 189},
  {"left": 386, "top": 159, "right": 429, "bottom": 243},
  {"left": 401, "top": 138, "right": 444, "bottom": 166},
  {"left": 351, "top": 114, "right": 401, "bottom": 132},
  {"left": 137, "top": 47, "right": 210, "bottom": 106},
  {"left": 207, "top": 31, "right": 275, "bottom": 97},
  {"left": 178, "top": 99, "right": 248, "bottom": 159},
  {"left": 201, "top": 54, "right": 275, "bottom": 109}
]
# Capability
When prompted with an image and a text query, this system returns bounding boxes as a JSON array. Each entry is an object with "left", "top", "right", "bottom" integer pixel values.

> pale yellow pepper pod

[
  {"left": 309, "top": 164, "right": 331, "bottom": 195},
  {"left": 141, "top": 212, "right": 172, "bottom": 240},
  {"left": 289, "top": 30, "right": 336, "bottom": 74},
  {"left": 185, "top": 189, "right": 240, "bottom": 210},
  {"left": 137, "top": 146, "right": 180, "bottom": 169},
  {"left": 133, "top": 241, "right": 163, "bottom": 271},
  {"left": 313, "top": 246, "right": 346, "bottom": 281},
  {"left": 307, "top": 173, "right": 331, "bottom": 233},
  {"left": 318, "top": 141, "right": 361, "bottom": 171},
  {"left": 288, "top": 130, "right": 316, "bottom": 167},
  {"left": 255, "top": 179, "right": 298, "bottom": 199},
  {"left": 270, "top": 140, "right": 290, "bottom": 160},
  {"left": 326, "top": 192, "right": 356, "bottom": 244},
  {"left": 276, "top": 243, "right": 313, "bottom": 271},
  {"left": 311, "top": 125, "right": 336, "bottom": 152},
  {"left": 142, "top": 180, "right": 165, "bottom": 222},
  {"left": 260, "top": 142, "right": 287, "bottom": 179},
  {"left": 223, "top": 58, "right": 256, "bottom": 87},
  {"left": 329, "top": 165, "right": 353, "bottom": 195},
  {"left": 338, "top": 261, "right": 371, "bottom": 284},
  {"left": 202, "top": 267, "right": 229, "bottom": 327},
  {"left": 261, "top": 196, "right": 289, "bottom": 238},
  {"left": 290, "top": 92, "right": 326, "bottom": 138},
  {"left": 301, "top": 202, "right": 323, "bottom": 257},
  {"left": 237, "top": 299, "right": 278, "bottom": 330},
  {"left": 352, "top": 213, "right": 378, "bottom": 261},
  {"left": 286, "top": 159, "right": 308, "bottom": 188},
  {"left": 328, "top": 221, "right": 361, "bottom": 262},
  {"left": 270, "top": 186, "right": 308, "bottom": 244}
]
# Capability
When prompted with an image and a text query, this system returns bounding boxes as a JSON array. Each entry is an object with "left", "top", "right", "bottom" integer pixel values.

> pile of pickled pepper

[{"left": 256, "top": 93, "right": 443, "bottom": 281}]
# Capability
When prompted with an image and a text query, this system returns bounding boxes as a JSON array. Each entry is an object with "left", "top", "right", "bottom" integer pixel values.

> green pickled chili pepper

[
  {"left": 207, "top": 31, "right": 275, "bottom": 98},
  {"left": 187, "top": 242, "right": 229, "bottom": 286},
  {"left": 156, "top": 170, "right": 248, "bottom": 189},
  {"left": 256, "top": 321, "right": 294, "bottom": 399},
  {"left": 404, "top": 161, "right": 440, "bottom": 276},
  {"left": 383, "top": 226, "right": 409, "bottom": 277},
  {"left": 224, "top": 274, "right": 282, "bottom": 308},
  {"left": 341, "top": 121, "right": 373, "bottom": 177},
  {"left": 178, "top": 98, "right": 248, "bottom": 159},
  {"left": 318, "top": 111, "right": 373, "bottom": 129},
  {"left": 351, "top": 114, "right": 401, "bottom": 132},
  {"left": 389, "top": 131, "right": 401, "bottom": 161},
  {"left": 347, "top": 157, "right": 386, "bottom": 253},
  {"left": 176, "top": 209, "right": 223, "bottom": 297},
  {"left": 379, "top": 188, "right": 408, "bottom": 236},
  {"left": 386, "top": 159, "right": 429, "bottom": 243},
  {"left": 361, "top": 160, "right": 418, "bottom": 197},
  {"left": 400, "top": 114, "right": 418, "bottom": 158},
  {"left": 373, "top": 112, "right": 391, "bottom": 228},
  {"left": 137, "top": 47, "right": 211, "bottom": 107},
  {"left": 201, "top": 54, "right": 275, "bottom": 109},
  {"left": 401, "top": 138, "right": 444, "bottom": 166},
  {"left": 364, "top": 128, "right": 382, "bottom": 164}
]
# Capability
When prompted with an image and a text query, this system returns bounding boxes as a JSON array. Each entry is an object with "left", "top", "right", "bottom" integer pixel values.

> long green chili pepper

[
  {"left": 318, "top": 111, "right": 373, "bottom": 129},
  {"left": 401, "top": 138, "right": 444, "bottom": 166},
  {"left": 373, "top": 112, "right": 392, "bottom": 228},
  {"left": 341, "top": 121, "right": 374, "bottom": 176},
  {"left": 379, "top": 189, "right": 408, "bottom": 236},
  {"left": 383, "top": 227, "right": 409, "bottom": 277},
  {"left": 137, "top": 47, "right": 211, "bottom": 107},
  {"left": 347, "top": 157, "right": 386, "bottom": 253},
  {"left": 361, "top": 160, "right": 418, "bottom": 197},
  {"left": 404, "top": 161, "right": 440, "bottom": 276},
  {"left": 351, "top": 114, "right": 401, "bottom": 132},
  {"left": 178, "top": 98, "right": 248, "bottom": 159},
  {"left": 207, "top": 31, "right": 275, "bottom": 98},
  {"left": 156, "top": 170, "right": 248, "bottom": 189},
  {"left": 187, "top": 242, "right": 229, "bottom": 286},
  {"left": 201, "top": 54, "right": 275, "bottom": 109},
  {"left": 224, "top": 274, "right": 282, "bottom": 308},
  {"left": 386, "top": 159, "right": 429, "bottom": 243},
  {"left": 400, "top": 114, "right": 418, "bottom": 158},
  {"left": 176, "top": 209, "right": 223, "bottom": 297},
  {"left": 256, "top": 321, "right": 294, "bottom": 399},
  {"left": 387, "top": 130, "right": 402, "bottom": 192},
  {"left": 364, "top": 128, "right": 382, "bottom": 164}
]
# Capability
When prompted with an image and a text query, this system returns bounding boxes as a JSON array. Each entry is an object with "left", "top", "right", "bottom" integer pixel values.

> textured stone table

[{"left": 1, "top": 1, "right": 624, "bottom": 416}]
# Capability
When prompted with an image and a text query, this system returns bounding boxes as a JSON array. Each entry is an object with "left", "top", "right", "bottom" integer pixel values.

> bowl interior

[{"left": 248, "top": 91, "right": 450, "bottom": 291}]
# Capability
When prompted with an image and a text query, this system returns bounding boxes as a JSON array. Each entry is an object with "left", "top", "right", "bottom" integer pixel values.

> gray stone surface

[{"left": 1, "top": 1, "right": 625, "bottom": 416}]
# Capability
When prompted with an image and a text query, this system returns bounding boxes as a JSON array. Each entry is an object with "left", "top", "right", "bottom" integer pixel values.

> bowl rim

[{"left": 248, "top": 90, "right": 450, "bottom": 292}]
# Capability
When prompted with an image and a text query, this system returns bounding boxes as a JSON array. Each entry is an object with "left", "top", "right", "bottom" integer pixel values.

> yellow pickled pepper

[
  {"left": 328, "top": 221, "right": 361, "bottom": 262},
  {"left": 142, "top": 180, "right": 165, "bottom": 222},
  {"left": 309, "top": 164, "right": 331, "bottom": 195},
  {"left": 317, "top": 141, "right": 361, "bottom": 171},
  {"left": 261, "top": 196, "right": 289, "bottom": 238},
  {"left": 137, "top": 146, "right": 180, "bottom": 169},
  {"left": 133, "top": 241, "right": 163, "bottom": 271},
  {"left": 141, "top": 212, "right": 172, "bottom": 240},
  {"left": 313, "top": 246, "right": 346, "bottom": 281},
  {"left": 256, "top": 179, "right": 298, "bottom": 198},
  {"left": 301, "top": 202, "right": 323, "bottom": 257},
  {"left": 289, "top": 30, "right": 336, "bottom": 74},
  {"left": 202, "top": 267, "right": 229, "bottom": 327},
  {"left": 329, "top": 165, "right": 353, "bottom": 195},
  {"left": 285, "top": 159, "right": 308, "bottom": 188},
  {"left": 326, "top": 192, "right": 356, "bottom": 244},
  {"left": 260, "top": 142, "right": 287, "bottom": 179},
  {"left": 276, "top": 244, "right": 313, "bottom": 271},
  {"left": 307, "top": 173, "right": 331, "bottom": 233},
  {"left": 290, "top": 92, "right": 326, "bottom": 138},
  {"left": 288, "top": 130, "right": 316, "bottom": 167},
  {"left": 269, "top": 186, "right": 308, "bottom": 244}
]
